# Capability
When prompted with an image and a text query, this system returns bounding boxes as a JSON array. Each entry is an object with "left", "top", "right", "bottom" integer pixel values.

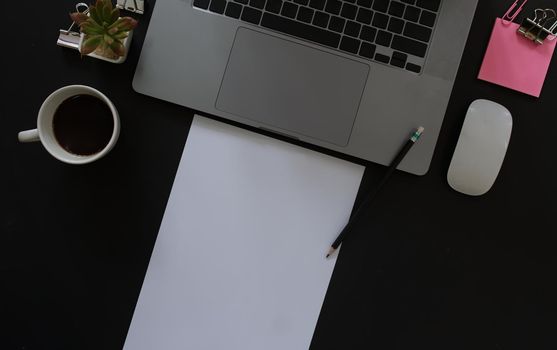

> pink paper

[{"left": 478, "top": 18, "right": 556, "bottom": 97}]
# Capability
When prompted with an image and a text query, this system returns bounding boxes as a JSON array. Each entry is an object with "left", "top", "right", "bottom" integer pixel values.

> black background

[{"left": 2, "top": 0, "right": 557, "bottom": 349}]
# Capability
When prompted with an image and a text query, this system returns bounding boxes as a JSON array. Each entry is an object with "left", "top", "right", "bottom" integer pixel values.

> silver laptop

[{"left": 133, "top": 0, "right": 478, "bottom": 175}]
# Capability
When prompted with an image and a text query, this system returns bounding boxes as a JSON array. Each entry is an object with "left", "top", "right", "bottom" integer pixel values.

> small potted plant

[{"left": 70, "top": 0, "right": 138, "bottom": 63}]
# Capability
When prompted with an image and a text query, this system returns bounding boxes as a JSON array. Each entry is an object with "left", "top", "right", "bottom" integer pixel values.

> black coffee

[{"left": 53, "top": 94, "right": 114, "bottom": 156}]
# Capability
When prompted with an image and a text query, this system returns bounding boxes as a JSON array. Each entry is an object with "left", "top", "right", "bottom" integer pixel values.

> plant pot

[{"left": 78, "top": 29, "right": 133, "bottom": 64}]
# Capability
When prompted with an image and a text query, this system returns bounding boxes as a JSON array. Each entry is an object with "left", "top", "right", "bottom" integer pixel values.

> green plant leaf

[
  {"left": 80, "top": 21, "right": 105, "bottom": 35},
  {"left": 81, "top": 34, "right": 103, "bottom": 55},
  {"left": 109, "top": 40, "right": 126, "bottom": 57},
  {"left": 107, "top": 17, "right": 124, "bottom": 30},
  {"left": 102, "top": 2, "right": 113, "bottom": 22},
  {"left": 113, "top": 31, "right": 129, "bottom": 40},
  {"left": 104, "top": 34, "right": 114, "bottom": 45},
  {"left": 96, "top": 0, "right": 109, "bottom": 11},
  {"left": 89, "top": 5, "right": 102, "bottom": 25},
  {"left": 117, "top": 17, "right": 139, "bottom": 31},
  {"left": 109, "top": 8, "right": 120, "bottom": 25}
]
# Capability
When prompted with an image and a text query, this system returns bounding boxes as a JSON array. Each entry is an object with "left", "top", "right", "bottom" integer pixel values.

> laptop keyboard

[{"left": 193, "top": 0, "right": 441, "bottom": 74}]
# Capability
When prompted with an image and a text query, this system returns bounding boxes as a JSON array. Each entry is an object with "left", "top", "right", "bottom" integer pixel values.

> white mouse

[{"left": 447, "top": 99, "right": 512, "bottom": 196}]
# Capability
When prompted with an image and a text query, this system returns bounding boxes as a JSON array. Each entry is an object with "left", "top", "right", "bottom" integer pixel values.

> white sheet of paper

[{"left": 123, "top": 116, "right": 364, "bottom": 350}]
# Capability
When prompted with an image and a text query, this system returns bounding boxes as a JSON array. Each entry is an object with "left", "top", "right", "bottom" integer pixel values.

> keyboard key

[
  {"left": 309, "top": 0, "right": 326, "bottom": 10},
  {"left": 388, "top": 1, "right": 405, "bottom": 17},
  {"left": 344, "top": 21, "right": 361, "bottom": 37},
  {"left": 297, "top": 6, "right": 314, "bottom": 23},
  {"left": 419, "top": 10, "right": 436, "bottom": 27},
  {"left": 390, "top": 58, "right": 406, "bottom": 68},
  {"left": 404, "top": 22, "right": 432, "bottom": 42},
  {"left": 281, "top": 2, "right": 298, "bottom": 18},
  {"left": 388, "top": 17, "right": 404, "bottom": 33},
  {"left": 391, "top": 35, "right": 427, "bottom": 57},
  {"left": 359, "top": 42, "right": 376, "bottom": 58},
  {"left": 225, "top": 2, "right": 243, "bottom": 18},
  {"left": 261, "top": 12, "right": 341, "bottom": 48},
  {"left": 356, "top": 8, "right": 373, "bottom": 25},
  {"left": 360, "top": 25, "right": 376, "bottom": 41},
  {"left": 209, "top": 0, "right": 227, "bottom": 13},
  {"left": 375, "top": 53, "right": 390, "bottom": 63},
  {"left": 390, "top": 51, "right": 407, "bottom": 67},
  {"left": 341, "top": 3, "right": 357, "bottom": 20},
  {"left": 325, "top": 0, "right": 342, "bottom": 15},
  {"left": 372, "top": 0, "right": 389, "bottom": 12},
  {"left": 250, "top": 0, "right": 266, "bottom": 8},
  {"left": 193, "top": 0, "right": 210, "bottom": 9},
  {"left": 313, "top": 11, "right": 330, "bottom": 27},
  {"left": 392, "top": 51, "right": 408, "bottom": 61},
  {"left": 357, "top": 0, "right": 372, "bottom": 7},
  {"left": 372, "top": 12, "right": 389, "bottom": 29},
  {"left": 416, "top": 0, "right": 440, "bottom": 12},
  {"left": 340, "top": 36, "right": 361, "bottom": 53},
  {"left": 242, "top": 6, "right": 262, "bottom": 23},
  {"left": 401, "top": 0, "right": 415, "bottom": 4},
  {"left": 406, "top": 62, "right": 422, "bottom": 73},
  {"left": 375, "top": 30, "right": 392, "bottom": 46},
  {"left": 404, "top": 6, "right": 420, "bottom": 22},
  {"left": 294, "top": 0, "right": 309, "bottom": 6},
  {"left": 328, "top": 16, "right": 346, "bottom": 32},
  {"left": 265, "top": 0, "right": 283, "bottom": 13}
]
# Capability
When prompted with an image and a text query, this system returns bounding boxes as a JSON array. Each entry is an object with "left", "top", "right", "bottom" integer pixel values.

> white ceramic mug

[{"left": 18, "top": 85, "right": 120, "bottom": 164}]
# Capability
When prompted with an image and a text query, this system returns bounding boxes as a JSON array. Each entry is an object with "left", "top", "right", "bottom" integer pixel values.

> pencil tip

[
  {"left": 326, "top": 254, "right": 330, "bottom": 258},
  {"left": 326, "top": 247, "right": 336, "bottom": 259}
]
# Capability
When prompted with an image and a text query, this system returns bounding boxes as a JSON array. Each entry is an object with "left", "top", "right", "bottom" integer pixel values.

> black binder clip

[
  {"left": 116, "top": 0, "right": 144, "bottom": 14},
  {"left": 518, "top": 8, "right": 557, "bottom": 44}
]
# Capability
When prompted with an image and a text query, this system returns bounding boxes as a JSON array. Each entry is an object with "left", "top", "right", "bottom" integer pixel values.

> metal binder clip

[
  {"left": 518, "top": 8, "right": 557, "bottom": 44},
  {"left": 116, "top": 0, "right": 144, "bottom": 14},
  {"left": 57, "top": 3, "right": 89, "bottom": 51}
]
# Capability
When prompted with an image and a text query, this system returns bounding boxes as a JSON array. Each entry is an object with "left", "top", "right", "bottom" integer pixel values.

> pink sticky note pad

[{"left": 478, "top": 18, "right": 556, "bottom": 97}]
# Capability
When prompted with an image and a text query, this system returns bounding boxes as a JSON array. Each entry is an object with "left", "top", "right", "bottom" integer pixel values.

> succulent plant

[{"left": 70, "top": 0, "right": 138, "bottom": 58}]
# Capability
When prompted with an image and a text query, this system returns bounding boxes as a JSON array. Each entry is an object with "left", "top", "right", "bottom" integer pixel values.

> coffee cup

[{"left": 18, "top": 85, "right": 120, "bottom": 164}]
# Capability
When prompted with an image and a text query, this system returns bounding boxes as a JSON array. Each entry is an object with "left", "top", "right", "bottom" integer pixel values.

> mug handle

[{"left": 18, "top": 129, "right": 40, "bottom": 143}]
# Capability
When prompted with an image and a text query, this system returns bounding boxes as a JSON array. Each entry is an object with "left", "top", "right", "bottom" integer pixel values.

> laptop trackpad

[{"left": 216, "top": 28, "right": 369, "bottom": 146}]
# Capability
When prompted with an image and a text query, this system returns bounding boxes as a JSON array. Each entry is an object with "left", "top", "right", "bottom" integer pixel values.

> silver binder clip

[
  {"left": 116, "top": 0, "right": 144, "bottom": 14},
  {"left": 518, "top": 8, "right": 557, "bottom": 44},
  {"left": 57, "top": 3, "right": 89, "bottom": 51}
]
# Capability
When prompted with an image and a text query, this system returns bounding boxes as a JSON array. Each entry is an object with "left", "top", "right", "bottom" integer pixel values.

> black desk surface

[{"left": 3, "top": 0, "right": 557, "bottom": 349}]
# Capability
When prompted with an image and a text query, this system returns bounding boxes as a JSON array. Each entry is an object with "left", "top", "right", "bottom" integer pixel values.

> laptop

[{"left": 133, "top": 0, "right": 478, "bottom": 175}]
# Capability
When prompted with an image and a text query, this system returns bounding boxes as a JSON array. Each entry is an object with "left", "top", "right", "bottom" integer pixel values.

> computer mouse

[{"left": 447, "top": 99, "right": 513, "bottom": 196}]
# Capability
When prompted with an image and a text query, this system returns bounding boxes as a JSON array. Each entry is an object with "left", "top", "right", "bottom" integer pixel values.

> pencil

[{"left": 326, "top": 127, "right": 425, "bottom": 258}]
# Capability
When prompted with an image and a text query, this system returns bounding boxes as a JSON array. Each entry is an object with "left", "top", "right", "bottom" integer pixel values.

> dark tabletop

[{"left": 3, "top": 0, "right": 557, "bottom": 349}]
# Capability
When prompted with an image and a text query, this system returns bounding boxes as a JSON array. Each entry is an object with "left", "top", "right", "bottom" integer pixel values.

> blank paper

[{"left": 123, "top": 116, "right": 364, "bottom": 350}]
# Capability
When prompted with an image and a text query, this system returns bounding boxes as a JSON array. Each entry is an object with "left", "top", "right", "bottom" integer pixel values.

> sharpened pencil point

[{"left": 326, "top": 247, "right": 336, "bottom": 259}]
